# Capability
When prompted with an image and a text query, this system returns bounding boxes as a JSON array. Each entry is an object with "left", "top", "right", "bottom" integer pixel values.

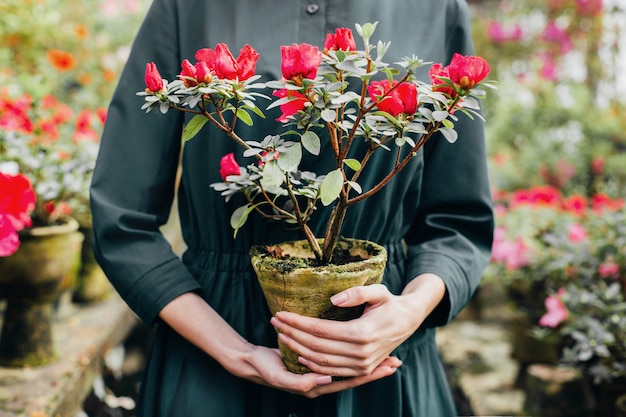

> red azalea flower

[
  {"left": 0, "top": 172, "right": 36, "bottom": 232},
  {"left": 368, "top": 80, "right": 418, "bottom": 117},
  {"left": 0, "top": 94, "right": 34, "bottom": 134},
  {"left": 145, "top": 62, "right": 164, "bottom": 93},
  {"left": 0, "top": 215, "right": 20, "bottom": 257},
  {"left": 447, "top": 53, "right": 491, "bottom": 90},
  {"left": 324, "top": 27, "right": 356, "bottom": 52},
  {"left": 236, "top": 44, "right": 260, "bottom": 80},
  {"left": 429, "top": 63, "right": 456, "bottom": 97},
  {"left": 272, "top": 88, "right": 308, "bottom": 122},
  {"left": 195, "top": 43, "right": 259, "bottom": 81},
  {"left": 561, "top": 194, "right": 587, "bottom": 216},
  {"left": 219, "top": 153, "right": 242, "bottom": 180},
  {"left": 280, "top": 43, "right": 322, "bottom": 84}
]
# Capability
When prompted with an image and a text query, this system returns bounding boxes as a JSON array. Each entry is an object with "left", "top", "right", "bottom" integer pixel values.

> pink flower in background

[
  {"left": 539, "top": 288, "right": 569, "bottom": 328},
  {"left": 539, "top": 55, "right": 559, "bottom": 81},
  {"left": 541, "top": 22, "right": 573, "bottom": 54},
  {"left": 568, "top": 223, "right": 588, "bottom": 243},
  {"left": 491, "top": 228, "right": 532, "bottom": 271},
  {"left": 487, "top": 21, "right": 523, "bottom": 43},
  {"left": 576, "top": 0, "right": 603, "bottom": 17},
  {"left": 598, "top": 261, "right": 620, "bottom": 279}
]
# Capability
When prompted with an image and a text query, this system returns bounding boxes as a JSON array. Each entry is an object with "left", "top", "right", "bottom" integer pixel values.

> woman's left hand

[{"left": 270, "top": 273, "right": 446, "bottom": 378}]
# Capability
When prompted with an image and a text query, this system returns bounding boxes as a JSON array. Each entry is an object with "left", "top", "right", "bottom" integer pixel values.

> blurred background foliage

[{"left": 469, "top": 0, "right": 626, "bottom": 198}]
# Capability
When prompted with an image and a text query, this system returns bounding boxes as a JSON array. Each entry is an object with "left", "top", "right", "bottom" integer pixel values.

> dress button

[
  {"left": 287, "top": 414, "right": 298, "bottom": 417},
  {"left": 306, "top": 4, "right": 319, "bottom": 14}
]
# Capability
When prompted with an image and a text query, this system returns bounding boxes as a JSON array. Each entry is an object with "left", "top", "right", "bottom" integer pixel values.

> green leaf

[
  {"left": 261, "top": 160, "right": 285, "bottom": 188},
  {"left": 278, "top": 143, "right": 302, "bottom": 172},
  {"left": 182, "top": 115, "right": 209, "bottom": 141},
  {"left": 432, "top": 111, "right": 449, "bottom": 122},
  {"left": 440, "top": 127, "right": 458, "bottom": 143},
  {"left": 230, "top": 204, "right": 255, "bottom": 238},
  {"left": 320, "top": 169, "right": 343, "bottom": 206},
  {"left": 236, "top": 108, "right": 254, "bottom": 126},
  {"left": 343, "top": 159, "right": 361, "bottom": 172},
  {"left": 347, "top": 181, "right": 362, "bottom": 194},
  {"left": 301, "top": 131, "right": 321, "bottom": 155},
  {"left": 442, "top": 118, "right": 454, "bottom": 129}
]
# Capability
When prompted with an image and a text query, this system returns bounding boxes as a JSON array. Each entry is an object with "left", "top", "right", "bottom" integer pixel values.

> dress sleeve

[
  {"left": 90, "top": 0, "right": 201, "bottom": 325},
  {"left": 403, "top": 0, "right": 494, "bottom": 326}
]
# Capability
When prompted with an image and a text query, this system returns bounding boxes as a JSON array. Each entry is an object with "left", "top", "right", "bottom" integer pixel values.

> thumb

[{"left": 330, "top": 284, "right": 389, "bottom": 307}]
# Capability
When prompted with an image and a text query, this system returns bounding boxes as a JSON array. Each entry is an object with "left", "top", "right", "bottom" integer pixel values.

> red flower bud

[
  {"left": 145, "top": 62, "right": 164, "bottom": 93},
  {"left": 180, "top": 59, "right": 198, "bottom": 87},
  {"left": 219, "top": 153, "right": 241, "bottom": 180},
  {"left": 236, "top": 44, "right": 260, "bottom": 80},
  {"left": 280, "top": 43, "right": 322, "bottom": 83},
  {"left": 324, "top": 28, "right": 356, "bottom": 52}
]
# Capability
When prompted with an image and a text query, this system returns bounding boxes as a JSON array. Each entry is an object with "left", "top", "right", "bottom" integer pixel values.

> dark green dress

[{"left": 90, "top": 1, "right": 493, "bottom": 416}]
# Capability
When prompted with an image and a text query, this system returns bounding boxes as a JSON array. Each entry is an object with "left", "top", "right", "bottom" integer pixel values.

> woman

[{"left": 90, "top": 1, "right": 494, "bottom": 416}]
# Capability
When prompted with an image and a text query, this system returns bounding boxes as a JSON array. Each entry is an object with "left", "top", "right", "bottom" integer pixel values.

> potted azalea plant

[
  {"left": 0, "top": 91, "right": 104, "bottom": 366},
  {"left": 138, "top": 23, "right": 493, "bottom": 372}
]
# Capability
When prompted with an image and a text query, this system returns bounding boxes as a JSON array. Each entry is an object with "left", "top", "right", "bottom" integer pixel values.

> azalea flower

[{"left": 539, "top": 289, "right": 569, "bottom": 328}]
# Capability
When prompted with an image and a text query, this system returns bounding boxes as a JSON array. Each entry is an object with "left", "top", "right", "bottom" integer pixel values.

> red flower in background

[
  {"left": 46, "top": 49, "right": 77, "bottom": 72},
  {"left": 576, "top": 0, "right": 603, "bottom": 17},
  {"left": 0, "top": 172, "right": 36, "bottom": 257}
]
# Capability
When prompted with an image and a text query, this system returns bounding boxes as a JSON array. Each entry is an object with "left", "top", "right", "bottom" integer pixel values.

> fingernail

[
  {"left": 278, "top": 333, "right": 290, "bottom": 344},
  {"left": 330, "top": 292, "right": 347, "bottom": 305},
  {"left": 316, "top": 375, "right": 332, "bottom": 385}
]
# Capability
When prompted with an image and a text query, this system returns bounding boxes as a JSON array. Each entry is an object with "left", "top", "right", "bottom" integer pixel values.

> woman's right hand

[{"left": 237, "top": 343, "right": 401, "bottom": 398}]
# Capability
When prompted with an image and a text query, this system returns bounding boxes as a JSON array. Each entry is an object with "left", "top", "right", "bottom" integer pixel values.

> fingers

[
  {"left": 301, "top": 357, "right": 402, "bottom": 398},
  {"left": 330, "top": 283, "right": 390, "bottom": 308}
]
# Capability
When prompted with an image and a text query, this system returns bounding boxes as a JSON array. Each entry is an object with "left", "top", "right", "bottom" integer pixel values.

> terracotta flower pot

[
  {"left": 0, "top": 217, "right": 84, "bottom": 367},
  {"left": 250, "top": 238, "right": 387, "bottom": 374}
]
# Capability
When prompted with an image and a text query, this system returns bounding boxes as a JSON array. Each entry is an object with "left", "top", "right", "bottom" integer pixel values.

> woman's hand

[
  {"left": 269, "top": 273, "right": 446, "bottom": 378},
  {"left": 239, "top": 344, "right": 401, "bottom": 398},
  {"left": 159, "top": 292, "right": 402, "bottom": 398}
]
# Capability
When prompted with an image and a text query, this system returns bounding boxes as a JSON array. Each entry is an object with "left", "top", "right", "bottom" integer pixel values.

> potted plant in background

[
  {"left": 488, "top": 183, "right": 626, "bottom": 412},
  {"left": 138, "top": 23, "right": 493, "bottom": 373},
  {"left": 0, "top": 91, "right": 105, "bottom": 366},
  {"left": 532, "top": 205, "right": 626, "bottom": 416}
]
